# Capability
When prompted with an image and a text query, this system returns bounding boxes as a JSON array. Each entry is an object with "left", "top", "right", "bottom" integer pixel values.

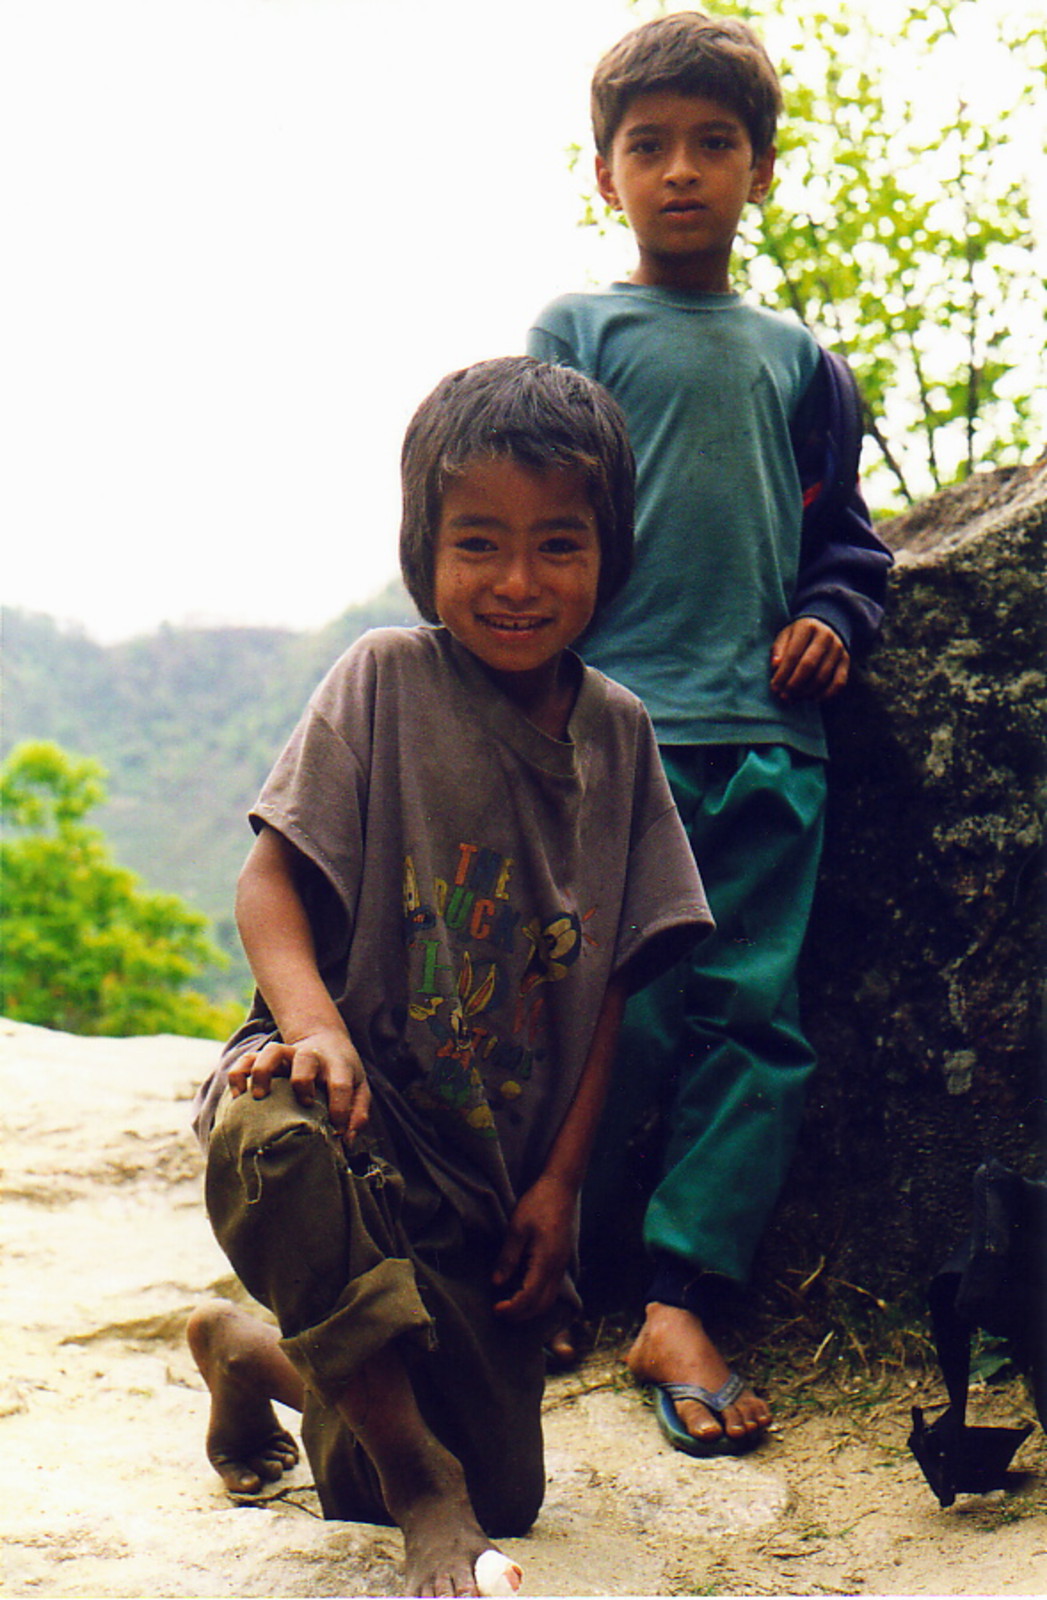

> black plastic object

[{"left": 907, "top": 1158, "right": 1045, "bottom": 1508}]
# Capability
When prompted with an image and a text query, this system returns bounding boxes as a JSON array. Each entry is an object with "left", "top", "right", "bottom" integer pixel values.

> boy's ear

[
  {"left": 748, "top": 145, "right": 776, "bottom": 205},
  {"left": 595, "top": 154, "right": 622, "bottom": 211}
]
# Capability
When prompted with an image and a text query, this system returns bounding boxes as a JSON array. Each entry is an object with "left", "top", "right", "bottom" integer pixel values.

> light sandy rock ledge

[{"left": 1, "top": 1018, "right": 1043, "bottom": 1598}]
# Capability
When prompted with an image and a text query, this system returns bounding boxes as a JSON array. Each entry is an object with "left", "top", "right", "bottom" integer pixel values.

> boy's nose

[
  {"left": 665, "top": 145, "right": 699, "bottom": 185},
  {"left": 493, "top": 553, "right": 540, "bottom": 600}
]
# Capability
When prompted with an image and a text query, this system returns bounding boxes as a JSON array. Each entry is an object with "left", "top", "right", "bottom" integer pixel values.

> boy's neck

[
  {"left": 473, "top": 648, "right": 580, "bottom": 742},
  {"left": 629, "top": 251, "right": 735, "bottom": 295}
]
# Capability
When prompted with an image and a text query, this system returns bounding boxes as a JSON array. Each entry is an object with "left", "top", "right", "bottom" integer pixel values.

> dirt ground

[{"left": 2, "top": 1017, "right": 1044, "bottom": 1598}]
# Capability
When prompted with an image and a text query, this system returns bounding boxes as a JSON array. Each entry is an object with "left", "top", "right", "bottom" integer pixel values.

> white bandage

[{"left": 474, "top": 1549, "right": 523, "bottom": 1595}]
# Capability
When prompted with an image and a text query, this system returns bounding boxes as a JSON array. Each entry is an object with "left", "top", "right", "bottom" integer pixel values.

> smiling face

[
  {"left": 433, "top": 456, "right": 601, "bottom": 734},
  {"left": 596, "top": 90, "right": 775, "bottom": 293}
]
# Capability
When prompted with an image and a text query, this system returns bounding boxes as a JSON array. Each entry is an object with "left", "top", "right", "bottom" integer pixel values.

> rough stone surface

[{"left": 771, "top": 458, "right": 1046, "bottom": 1294}]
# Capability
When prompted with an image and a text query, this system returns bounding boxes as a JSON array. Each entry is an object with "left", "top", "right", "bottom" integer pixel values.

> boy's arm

[
  {"left": 773, "top": 351, "right": 893, "bottom": 703},
  {"left": 789, "top": 349, "right": 893, "bottom": 658},
  {"left": 230, "top": 823, "right": 370, "bottom": 1138},
  {"left": 491, "top": 977, "right": 627, "bottom": 1321}
]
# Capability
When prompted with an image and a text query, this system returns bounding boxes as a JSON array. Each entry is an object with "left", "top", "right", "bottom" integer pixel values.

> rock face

[{"left": 772, "top": 458, "right": 1046, "bottom": 1294}]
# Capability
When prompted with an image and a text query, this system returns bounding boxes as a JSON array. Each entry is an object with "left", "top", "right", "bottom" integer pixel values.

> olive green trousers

[{"left": 205, "top": 1082, "right": 545, "bottom": 1534}]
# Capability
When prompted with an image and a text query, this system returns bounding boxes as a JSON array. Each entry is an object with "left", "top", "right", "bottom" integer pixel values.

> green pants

[
  {"left": 585, "top": 744, "right": 827, "bottom": 1286},
  {"left": 205, "top": 1082, "right": 546, "bottom": 1534}
]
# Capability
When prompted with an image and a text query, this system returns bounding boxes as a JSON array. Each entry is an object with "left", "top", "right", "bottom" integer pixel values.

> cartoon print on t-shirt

[
  {"left": 402, "top": 854, "right": 436, "bottom": 939},
  {"left": 401, "top": 849, "right": 598, "bottom": 1136},
  {"left": 417, "top": 951, "right": 500, "bottom": 1134},
  {"left": 520, "top": 911, "right": 584, "bottom": 994}
]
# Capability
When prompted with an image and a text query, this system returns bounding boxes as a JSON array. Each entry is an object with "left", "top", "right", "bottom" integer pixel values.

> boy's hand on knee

[
  {"left": 770, "top": 617, "right": 850, "bottom": 703},
  {"left": 288, "top": 1028, "right": 372, "bottom": 1139},
  {"left": 228, "top": 1029, "right": 371, "bottom": 1139},
  {"left": 491, "top": 1174, "right": 575, "bottom": 1321}
]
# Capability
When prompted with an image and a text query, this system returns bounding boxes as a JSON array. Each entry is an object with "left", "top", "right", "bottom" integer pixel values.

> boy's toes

[
  {"left": 414, "top": 1567, "right": 479, "bottom": 1598},
  {"left": 206, "top": 1412, "right": 299, "bottom": 1494},
  {"left": 718, "top": 1387, "right": 771, "bottom": 1440},
  {"left": 674, "top": 1396, "right": 724, "bottom": 1443},
  {"left": 252, "top": 1451, "right": 290, "bottom": 1483},
  {"left": 670, "top": 1383, "right": 771, "bottom": 1449},
  {"left": 721, "top": 1402, "right": 759, "bottom": 1441},
  {"left": 256, "top": 1428, "right": 300, "bottom": 1475},
  {"left": 208, "top": 1427, "right": 299, "bottom": 1494},
  {"left": 209, "top": 1452, "right": 265, "bottom": 1495}
]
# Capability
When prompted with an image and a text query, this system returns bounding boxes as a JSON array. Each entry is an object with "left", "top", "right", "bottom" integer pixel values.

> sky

[
  {"left": 3, "top": 0, "right": 1043, "bottom": 643},
  {"left": 3, "top": 0, "right": 639, "bottom": 642}
]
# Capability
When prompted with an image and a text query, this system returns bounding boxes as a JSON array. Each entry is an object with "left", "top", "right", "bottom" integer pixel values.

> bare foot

[
  {"left": 398, "top": 1480, "right": 491, "bottom": 1596},
  {"left": 626, "top": 1301, "right": 771, "bottom": 1448},
  {"left": 186, "top": 1299, "right": 303, "bottom": 1494},
  {"left": 545, "top": 1324, "right": 581, "bottom": 1371},
  {"left": 336, "top": 1346, "right": 492, "bottom": 1596}
]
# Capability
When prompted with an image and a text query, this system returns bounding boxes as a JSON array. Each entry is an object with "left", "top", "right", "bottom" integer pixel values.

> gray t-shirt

[{"left": 194, "top": 626, "right": 710, "bottom": 1239}]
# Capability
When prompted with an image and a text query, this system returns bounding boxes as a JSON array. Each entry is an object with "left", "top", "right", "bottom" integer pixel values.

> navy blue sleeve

[{"left": 790, "top": 349, "right": 893, "bottom": 658}]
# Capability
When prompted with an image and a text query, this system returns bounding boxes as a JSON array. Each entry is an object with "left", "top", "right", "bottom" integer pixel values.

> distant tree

[
  {"left": 1, "top": 741, "right": 242, "bottom": 1038},
  {"left": 578, "top": 0, "right": 1047, "bottom": 508}
]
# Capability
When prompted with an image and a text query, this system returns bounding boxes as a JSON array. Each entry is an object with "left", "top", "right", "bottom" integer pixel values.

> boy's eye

[
  {"left": 541, "top": 535, "right": 585, "bottom": 556},
  {"left": 453, "top": 534, "right": 496, "bottom": 554},
  {"left": 628, "top": 137, "right": 661, "bottom": 156}
]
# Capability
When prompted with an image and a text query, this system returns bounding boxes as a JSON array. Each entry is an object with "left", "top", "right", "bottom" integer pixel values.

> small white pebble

[{"left": 474, "top": 1548, "right": 523, "bottom": 1596}]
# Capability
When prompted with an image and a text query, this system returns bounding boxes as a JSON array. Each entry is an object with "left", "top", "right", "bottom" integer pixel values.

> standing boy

[
  {"left": 188, "top": 356, "right": 711, "bottom": 1596},
  {"left": 528, "top": 12, "right": 891, "bottom": 1455}
]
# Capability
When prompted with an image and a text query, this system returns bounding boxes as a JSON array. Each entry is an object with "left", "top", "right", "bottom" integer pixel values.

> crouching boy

[{"left": 188, "top": 356, "right": 711, "bottom": 1597}]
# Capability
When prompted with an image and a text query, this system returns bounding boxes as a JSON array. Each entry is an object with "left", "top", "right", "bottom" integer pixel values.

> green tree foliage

[
  {"left": 1, "top": 741, "right": 243, "bottom": 1039},
  {"left": 1, "top": 582, "right": 418, "bottom": 997},
  {"left": 580, "top": 0, "right": 1047, "bottom": 507}
]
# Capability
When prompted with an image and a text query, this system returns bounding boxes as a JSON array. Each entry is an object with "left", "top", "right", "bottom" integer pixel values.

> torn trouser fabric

[{"left": 205, "top": 1082, "right": 546, "bottom": 1534}]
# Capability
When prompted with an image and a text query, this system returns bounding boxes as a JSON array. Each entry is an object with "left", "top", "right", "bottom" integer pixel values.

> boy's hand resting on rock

[
  {"left": 228, "top": 1027, "right": 371, "bottom": 1139},
  {"left": 770, "top": 617, "right": 850, "bottom": 703}
]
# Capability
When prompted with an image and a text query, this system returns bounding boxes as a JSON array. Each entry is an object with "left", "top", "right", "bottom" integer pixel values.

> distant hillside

[{"left": 2, "top": 584, "right": 419, "bottom": 1001}]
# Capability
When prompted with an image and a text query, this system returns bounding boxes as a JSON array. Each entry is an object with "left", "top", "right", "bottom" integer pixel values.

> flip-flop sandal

[{"left": 654, "top": 1372, "right": 760, "bottom": 1457}]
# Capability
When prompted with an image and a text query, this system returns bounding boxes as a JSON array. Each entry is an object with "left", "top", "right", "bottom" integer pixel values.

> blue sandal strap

[{"left": 661, "top": 1371, "right": 746, "bottom": 1414}]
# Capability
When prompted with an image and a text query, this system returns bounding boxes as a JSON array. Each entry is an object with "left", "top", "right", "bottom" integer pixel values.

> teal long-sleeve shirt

[{"left": 528, "top": 283, "right": 831, "bottom": 756}]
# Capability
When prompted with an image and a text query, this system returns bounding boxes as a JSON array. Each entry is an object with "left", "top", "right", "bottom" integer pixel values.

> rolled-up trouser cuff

[
  {"left": 647, "top": 1252, "right": 714, "bottom": 1315},
  {"left": 280, "top": 1256, "right": 434, "bottom": 1405}
]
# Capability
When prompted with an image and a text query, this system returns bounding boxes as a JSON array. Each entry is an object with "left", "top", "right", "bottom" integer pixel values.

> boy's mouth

[
  {"left": 662, "top": 199, "right": 705, "bottom": 214},
  {"left": 477, "top": 613, "right": 550, "bottom": 634}
]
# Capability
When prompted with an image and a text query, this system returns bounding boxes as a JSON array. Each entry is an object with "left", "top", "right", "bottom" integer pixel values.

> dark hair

[
  {"left": 591, "top": 11, "right": 782, "bottom": 160},
  {"left": 400, "top": 356, "right": 634, "bottom": 624}
]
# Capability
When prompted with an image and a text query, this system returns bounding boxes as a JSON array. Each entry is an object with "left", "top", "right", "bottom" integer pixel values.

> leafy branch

[{"left": 580, "top": 0, "right": 1047, "bottom": 509}]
